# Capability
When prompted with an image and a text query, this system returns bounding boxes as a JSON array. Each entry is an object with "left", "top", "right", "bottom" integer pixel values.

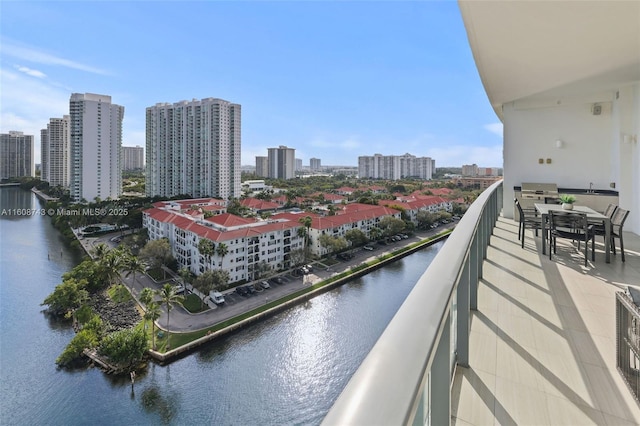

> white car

[
  {"left": 209, "top": 291, "right": 225, "bottom": 304},
  {"left": 260, "top": 280, "right": 271, "bottom": 289}
]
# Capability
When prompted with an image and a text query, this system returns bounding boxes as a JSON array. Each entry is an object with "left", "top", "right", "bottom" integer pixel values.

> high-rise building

[
  {"left": 41, "top": 116, "right": 70, "bottom": 188},
  {"left": 462, "top": 164, "right": 479, "bottom": 176},
  {"left": 267, "top": 145, "right": 295, "bottom": 179},
  {"left": 122, "top": 145, "right": 144, "bottom": 171},
  {"left": 310, "top": 157, "right": 321, "bottom": 171},
  {"left": 255, "top": 156, "right": 268, "bottom": 178},
  {"left": 0, "top": 131, "right": 34, "bottom": 179},
  {"left": 146, "top": 98, "right": 241, "bottom": 199},
  {"left": 69, "top": 93, "right": 124, "bottom": 202},
  {"left": 295, "top": 158, "right": 302, "bottom": 172},
  {"left": 358, "top": 153, "right": 434, "bottom": 180}
]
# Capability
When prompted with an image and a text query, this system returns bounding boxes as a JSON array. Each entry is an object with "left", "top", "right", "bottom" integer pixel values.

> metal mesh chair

[
  {"left": 593, "top": 207, "right": 630, "bottom": 262},
  {"left": 515, "top": 198, "right": 542, "bottom": 248},
  {"left": 548, "top": 210, "right": 595, "bottom": 266}
]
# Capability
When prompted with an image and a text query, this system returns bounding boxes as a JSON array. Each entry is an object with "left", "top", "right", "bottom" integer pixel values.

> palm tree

[
  {"left": 197, "top": 238, "right": 215, "bottom": 271},
  {"left": 216, "top": 242, "right": 228, "bottom": 269},
  {"left": 157, "top": 283, "right": 184, "bottom": 350},
  {"left": 99, "top": 249, "right": 125, "bottom": 289},
  {"left": 144, "top": 301, "right": 161, "bottom": 350},
  {"left": 92, "top": 243, "right": 110, "bottom": 261},
  {"left": 298, "top": 216, "right": 313, "bottom": 261},
  {"left": 124, "top": 255, "right": 145, "bottom": 290},
  {"left": 139, "top": 287, "right": 155, "bottom": 308}
]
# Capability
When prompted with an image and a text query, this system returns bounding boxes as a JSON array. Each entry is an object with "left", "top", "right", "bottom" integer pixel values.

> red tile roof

[{"left": 240, "top": 198, "right": 280, "bottom": 210}]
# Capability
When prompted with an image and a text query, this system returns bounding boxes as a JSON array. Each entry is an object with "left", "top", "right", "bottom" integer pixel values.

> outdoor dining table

[{"left": 534, "top": 203, "right": 611, "bottom": 263}]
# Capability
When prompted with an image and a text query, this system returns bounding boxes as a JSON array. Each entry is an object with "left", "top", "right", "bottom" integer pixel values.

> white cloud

[
  {"left": 0, "top": 68, "right": 70, "bottom": 163},
  {"left": 15, "top": 65, "right": 46, "bottom": 78},
  {"left": 2, "top": 39, "right": 109, "bottom": 75},
  {"left": 484, "top": 122, "right": 503, "bottom": 137},
  {"left": 427, "top": 144, "right": 503, "bottom": 168}
]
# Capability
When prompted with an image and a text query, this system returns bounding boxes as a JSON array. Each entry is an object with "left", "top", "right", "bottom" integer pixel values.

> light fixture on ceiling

[{"left": 555, "top": 139, "right": 564, "bottom": 149}]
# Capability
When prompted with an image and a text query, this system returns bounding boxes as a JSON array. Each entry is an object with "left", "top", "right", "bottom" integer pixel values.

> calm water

[{"left": 0, "top": 187, "right": 442, "bottom": 425}]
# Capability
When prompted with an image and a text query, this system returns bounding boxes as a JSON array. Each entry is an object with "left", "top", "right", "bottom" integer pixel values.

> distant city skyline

[{"left": 1, "top": 2, "right": 503, "bottom": 168}]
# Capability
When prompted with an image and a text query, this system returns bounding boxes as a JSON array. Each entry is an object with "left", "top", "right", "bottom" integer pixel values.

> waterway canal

[{"left": 0, "top": 187, "right": 443, "bottom": 425}]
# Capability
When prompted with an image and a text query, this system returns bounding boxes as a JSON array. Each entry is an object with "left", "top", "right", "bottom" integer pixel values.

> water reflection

[{"left": 141, "top": 385, "right": 179, "bottom": 424}]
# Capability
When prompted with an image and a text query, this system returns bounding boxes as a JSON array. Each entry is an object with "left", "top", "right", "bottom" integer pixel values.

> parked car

[
  {"left": 301, "top": 266, "right": 310, "bottom": 274},
  {"left": 235, "top": 286, "right": 249, "bottom": 296},
  {"left": 260, "top": 280, "right": 271, "bottom": 289},
  {"left": 337, "top": 252, "right": 353, "bottom": 261},
  {"left": 305, "top": 264, "right": 313, "bottom": 272},
  {"left": 400, "top": 234, "right": 409, "bottom": 239},
  {"left": 209, "top": 291, "right": 225, "bottom": 305},
  {"left": 244, "top": 284, "right": 256, "bottom": 295},
  {"left": 173, "top": 285, "right": 186, "bottom": 295},
  {"left": 363, "top": 245, "right": 374, "bottom": 251}
]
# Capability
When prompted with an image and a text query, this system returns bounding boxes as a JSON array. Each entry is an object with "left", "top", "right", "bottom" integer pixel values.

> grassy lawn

[
  {"left": 107, "top": 284, "right": 132, "bottom": 303},
  {"left": 146, "top": 267, "right": 165, "bottom": 282},
  {"left": 182, "top": 293, "right": 208, "bottom": 313}
]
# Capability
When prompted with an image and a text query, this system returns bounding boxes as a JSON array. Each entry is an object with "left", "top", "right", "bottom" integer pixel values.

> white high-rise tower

[
  {"left": 41, "top": 115, "right": 70, "bottom": 188},
  {"left": 146, "top": 98, "right": 241, "bottom": 199},
  {"left": 69, "top": 93, "right": 124, "bottom": 202}
]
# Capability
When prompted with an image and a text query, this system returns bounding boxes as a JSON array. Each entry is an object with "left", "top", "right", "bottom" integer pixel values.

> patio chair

[
  {"left": 589, "top": 203, "right": 617, "bottom": 244},
  {"left": 593, "top": 207, "right": 630, "bottom": 262},
  {"left": 548, "top": 210, "right": 595, "bottom": 266},
  {"left": 515, "top": 198, "right": 543, "bottom": 248}
]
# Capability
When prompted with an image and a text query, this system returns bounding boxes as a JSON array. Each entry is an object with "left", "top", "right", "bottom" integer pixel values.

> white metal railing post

[
  {"left": 457, "top": 255, "right": 470, "bottom": 368},
  {"left": 469, "top": 233, "right": 479, "bottom": 310},
  {"left": 430, "top": 313, "right": 451, "bottom": 426}
]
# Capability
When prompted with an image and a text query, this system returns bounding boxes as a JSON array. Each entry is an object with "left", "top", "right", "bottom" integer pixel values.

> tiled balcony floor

[{"left": 452, "top": 215, "right": 640, "bottom": 425}]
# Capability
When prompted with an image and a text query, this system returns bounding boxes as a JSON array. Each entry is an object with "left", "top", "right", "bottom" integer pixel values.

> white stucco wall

[{"left": 502, "top": 86, "right": 639, "bottom": 235}]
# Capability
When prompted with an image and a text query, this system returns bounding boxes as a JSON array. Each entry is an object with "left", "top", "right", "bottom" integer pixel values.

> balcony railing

[{"left": 323, "top": 180, "right": 503, "bottom": 426}]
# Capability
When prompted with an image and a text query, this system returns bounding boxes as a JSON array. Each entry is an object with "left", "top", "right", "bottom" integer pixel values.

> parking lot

[{"left": 117, "top": 222, "right": 456, "bottom": 333}]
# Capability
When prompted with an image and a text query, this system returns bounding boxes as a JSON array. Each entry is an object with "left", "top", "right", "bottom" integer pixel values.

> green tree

[
  {"left": 124, "top": 254, "right": 145, "bottom": 289},
  {"left": 345, "top": 229, "right": 368, "bottom": 247},
  {"left": 215, "top": 242, "right": 228, "bottom": 269},
  {"left": 91, "top": 243, "right": 110, "bottom": 261},
  {"left": 193, "top": 271, "right": 216, "bottom": 309},
  {"left": 98, "top": 248, "right": 126, "bottom": 289},
  {"left": 318, "top": 234, "right": 348, "bottom": 255},
  {"left": 139, "top": 287, "right": 155, "bottom": 308},
  {"left": 99, "top": 327, "right": 149, "bottom": 369},
  {"left": 298, "top": 216, "right": 313, "bottom": 261},
  {"left": 157, "top": 283, "right": 184, "bottom": 350},
  {"left": 378, "top": 216, "right": 406, "bottom": 237},
  {"left": 368, "top": 226, "right": 383, "bottom": 241},
  {"left": 56, "top": 329, "right": 99, "bottom": 367},
  {"left": 144, "top": 301, "right": 162, "bottom": 350},
  {"left": 139, "top": 238, "right": 173, "bottom": 279},
  {"left": 197, "top": 238, "right": 215, "bottom": 269},
  {"left": 41, "top": 278, "right": 89, "bottom": 319},
  {"left": 416, "top": 211, "right": 438, "bottom": 230}
]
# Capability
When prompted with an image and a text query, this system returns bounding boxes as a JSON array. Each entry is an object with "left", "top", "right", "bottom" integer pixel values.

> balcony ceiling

[{"left": 459, "top": 1, "right": 640, "bottom": 120}]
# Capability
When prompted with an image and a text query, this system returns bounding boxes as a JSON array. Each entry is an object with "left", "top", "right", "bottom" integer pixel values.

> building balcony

[
  {"left": 324, "top": 181, "right": 640, "bottom": 425},
  {"left": 451, "top": 215, "right": 640, "bottom": 425}
]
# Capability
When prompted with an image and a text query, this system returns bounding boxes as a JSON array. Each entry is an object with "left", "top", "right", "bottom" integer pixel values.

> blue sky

[{"left": 1, "top": 1, "right": 503, "bottom": 168}]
